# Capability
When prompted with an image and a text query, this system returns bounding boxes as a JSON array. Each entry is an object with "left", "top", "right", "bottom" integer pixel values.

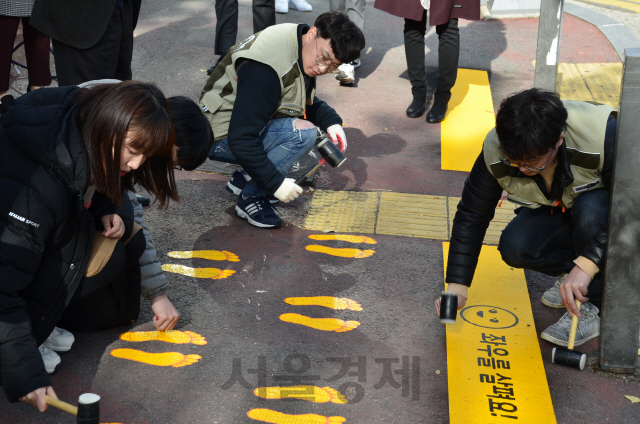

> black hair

[
  {"left": 495, "top": 88, "right": 568, "bottom": 161},
  {"left": 168, "top": 96, "right": 214, "bottom": 171},
  {"left": 314, "top": 12, "right": 365, "bottom": 64}
]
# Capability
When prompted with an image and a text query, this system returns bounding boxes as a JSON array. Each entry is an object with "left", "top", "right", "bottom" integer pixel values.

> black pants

[
  {"left": 58, "top": 231, "right": 145, "bottom": 331},
  {"left": 404, "top": 11, "right": 459, "bottom": 104},
  {"left": 214, "top": 0, "right": 275, "bottom": 56},
  {"left": 52, "top": 1, "right": 134, "bottom": 86}
]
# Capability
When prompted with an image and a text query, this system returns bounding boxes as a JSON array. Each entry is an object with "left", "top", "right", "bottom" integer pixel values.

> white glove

[
  {"left": 327, "top": 124, "right": 347, "bottom": 152},
  {"left": 274, "top": 178, "right": 303, "bottom": 203}
]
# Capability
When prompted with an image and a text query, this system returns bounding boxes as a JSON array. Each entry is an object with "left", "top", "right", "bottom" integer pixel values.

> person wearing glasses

[
  {"left": 437, "top": 88, "right": 616, "bottom": 348},
  {"left": 200, "top": 12, "right": 365, "bottom": 228}
]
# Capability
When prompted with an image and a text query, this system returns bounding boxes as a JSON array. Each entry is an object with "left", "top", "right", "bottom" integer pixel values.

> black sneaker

[
  {"left": 236, "top": 194, "right": 283, "bottom": 228},
  {"left": 226, "top": 170, "right": 279, "bottom": 203}
]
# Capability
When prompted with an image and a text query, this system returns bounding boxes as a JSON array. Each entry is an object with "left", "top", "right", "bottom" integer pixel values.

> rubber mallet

[
  {"left": 439, "top": 291, "right": 458, "bottom": 324},
  {"left": 46, "top": 393, "right": 101, "bottom": 423},
  {"left": 551, "top": 300, "right": 587, "bottom": 370}
]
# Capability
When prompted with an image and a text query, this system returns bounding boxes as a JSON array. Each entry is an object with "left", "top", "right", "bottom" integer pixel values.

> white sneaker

[
  {"left": 541, "top": 302, "right": 600, "bottom": 347},
  {"left": 38, "top": 345, "right": 62, "bottom": 374},
  {"left": 541, "top": 273, "right": 568, "bottom": 309},
  {"left": 275, "top": 0, "right": 288, "bottom": 13},
  {"left": 288, "top": 0, "right": 312, "bottom": 11},
  {"left": 335, "top": 63, "right": 355, "bottom": 85},
  {"left": 42, "top": 327, "right": 75, "bottom": 352}
]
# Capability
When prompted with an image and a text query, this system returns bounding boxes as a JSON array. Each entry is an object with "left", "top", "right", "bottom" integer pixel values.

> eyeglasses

[
  {"left": 314, "top": 38, "right": 341, "bottom": 74},
  {"left": 499, "top": 144, "right": 557, "bottom": 172}
]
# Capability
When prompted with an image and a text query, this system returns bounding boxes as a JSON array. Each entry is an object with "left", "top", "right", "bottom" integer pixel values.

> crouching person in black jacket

[{"left": 0, "top": 81, "right": 179, "bottom": 411}]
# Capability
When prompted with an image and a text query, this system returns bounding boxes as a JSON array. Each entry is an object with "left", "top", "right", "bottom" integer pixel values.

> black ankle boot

[
  {"left": 426, "top": 101, "right": 448, "bottom": 123},
  {"left": 406, "top": 96, "right": 428, "bottom": 118}
]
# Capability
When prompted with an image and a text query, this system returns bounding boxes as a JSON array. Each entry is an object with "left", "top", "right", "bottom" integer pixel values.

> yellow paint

[
  {"left": 284, "top": 296, "right": 363, "bottom": 311},
  {"left": 308, "top": 234, "right": 377, "bottom": 244},
  {"left": 583, "top": 0, "right": 640, "bottom": 13},
  {"left": 441, "top": 68, "right": 495, "bottom": 172},
  {"left": 161, "top": 264, "right": 235, "bottom": 279},
  {"left": 253, "top": 386, "right": 348, "bottom": 404},
  {"left": 305, "top": 245, "right": 375, "bottom": 258},
  {"left": 443, "top": 243, "right": 556, "bottom": 423},
  {"left": 279, "top": 313, "right": 360, "bottom": 332},
  {"left": 110, "top": 348, "right": 202, "bottom": 367},
  {"left": 119, "top": 330, "right": 207, "bottom": 345},
  {"left": 247, "top": 409, "right": 346, "bottom": 423},
  {"left": 167, "top": 250, "right": 240, "bottom": 262}
]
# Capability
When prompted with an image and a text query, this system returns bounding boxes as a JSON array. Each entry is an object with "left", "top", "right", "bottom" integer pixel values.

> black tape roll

[
  {"left": 440, "top": 292, "right": 458, "bottom": 324},
  {"left": 317, "top": 138, "right": 347, "bottom": 168}
]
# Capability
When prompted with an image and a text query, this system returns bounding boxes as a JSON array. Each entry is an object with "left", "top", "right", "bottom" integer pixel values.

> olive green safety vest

[
  {"left": 483, "top": 100, "right": 614, "bottom": 209},
  {"left": 199, "top": 23, "right": 315, "bottom": 142}
]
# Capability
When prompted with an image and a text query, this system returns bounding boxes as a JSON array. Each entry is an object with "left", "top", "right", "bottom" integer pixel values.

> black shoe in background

[
  {"left": 206, "top": 57, "right": 223, "bottom": 76},
  {"left": 406, "top": 96, "right": 427, "bottom": 118},
  {"left": 426, "top": 101, "right": 448, "bottom": 123},
  {"left": 0, "top": 94, "right": 15, "bottom": 115},
  {"left": 136, "top": 194, "right": 151, "bottom": 206}
]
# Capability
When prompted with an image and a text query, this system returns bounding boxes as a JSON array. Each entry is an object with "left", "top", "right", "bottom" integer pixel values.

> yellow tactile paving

[
  {"left": 448, "top": 197, "right": 516, "bottom": 245},
  {"left": 441, "top": 68, "right": 496, "bottom": 172},
  {"left": 443, "top": 243, "right": 556, "bottom": 423},
  {"left": 305, "top": 245, "right": 375, "bottom": 258},
  {"left": 581, "top": 0, "right": 640, "bottom": 13},
  {"left": 284, "top": 296, "right": 363, "bottom": 311},
  {"left": 308, "top": 234, "right": 377, "bottom": 244},
  {"left": 303, "top": 190, "right": 378, "bottom": 233},
  {"left": 119, "top": 330, "right": 207, "bottom": 345},
  {"left": 376, "top": 192, "right": 449, "bottom": 239},
  {"left": 110, "top": 348, "right": 202, "bottom": 367},
  {"left": 279, "top": 313, "right": 360, "bottom": 332},
  {"left": 167, "top": 250, "right": 240, "bottom": 262},
  {"left": 247, "top": 409, "right": 346, "bottom": 424},
  {"left": 253, "top": 386, "right": 348, "bottom": 404},
  {"left": 161, "top": 264, "right": 236, "bottom": 279}
]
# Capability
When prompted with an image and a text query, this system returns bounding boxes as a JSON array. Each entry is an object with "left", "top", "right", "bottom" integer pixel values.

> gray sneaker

[
  {"left": 541, "top": 273, "right": 568, "bottom": 308},
  {"left": 38, "top": 345, "right": 62, "bottom": 374},
  {"left": 541, "top": 302, "right": 600, "bottom": 347}
]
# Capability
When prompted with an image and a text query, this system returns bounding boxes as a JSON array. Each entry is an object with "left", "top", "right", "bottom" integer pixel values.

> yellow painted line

[
  {"left": 441, "top": 68, "right": 496, "bottom": 172},
  {"left": 308, "top": 234, "right": 377, "bottom": 244},
  {"left": 161, "top": 264, "right": 236, "bottom": 279},
  {"left": 110, "top": 348, "right": 202, "bottom": 367},
  {"left": 279, "top": 313, "right": 360, "bottom": 332},
  {"left": 119, "top": 330, "right": 207, "bottom": 345},
  {"left": 305, "top": 245, "right": 375, "bottom": 258},
  {"left": 167, "top": 250, "right": 240, "bottom": 261},
  {"left": 443, "top": 243, "right": 556, "bottom": 423},
  {"left": 582, "top": 0, "right": 640, "bottom": 12},
  {"left": 285, "top": 296, "right": 363, "bottom": 311},
  {"left": 253, "top": 386, "right": 348, "bottom": 404},
  {"left": 247, "top": 409, "right": 346, "bottom": 423},
  {"left": 376, "top": 192, "right": 449, "bottom": 239},
  {"left": 304, "top": 190, "right": 378, "bottom": 233},
  {"left": 448, "top": 197, "right": 516, "bottom": 245}
]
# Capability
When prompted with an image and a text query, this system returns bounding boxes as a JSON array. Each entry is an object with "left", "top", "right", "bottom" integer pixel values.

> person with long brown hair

[{"left": 0, "top": 80, "right": 179, "bottom": 412}]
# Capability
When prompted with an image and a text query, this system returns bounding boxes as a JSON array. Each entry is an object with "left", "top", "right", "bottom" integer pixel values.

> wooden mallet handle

[
  {"left": 46, "top": 395, "right": 78, "bottom": 416},
  {"left": 567, "top": 300, "right": 582, "bottom": 350}
]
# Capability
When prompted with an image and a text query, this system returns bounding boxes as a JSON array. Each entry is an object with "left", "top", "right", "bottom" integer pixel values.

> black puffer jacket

[{"left": 0, "top": 87, "right": 127, "bottom": 402}]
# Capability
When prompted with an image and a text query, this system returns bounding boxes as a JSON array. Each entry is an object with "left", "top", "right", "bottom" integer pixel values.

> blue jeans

[
  {"left": 209, "top": 118, "right": 317, "bottom": 197},
  {"left": 498, "top": 189, "right": 610, "bottom": 307}
]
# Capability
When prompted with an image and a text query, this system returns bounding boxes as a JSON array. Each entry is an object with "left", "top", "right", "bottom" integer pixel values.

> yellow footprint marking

[
  {"left": 305, "top": 245, "right": 375, "bottom": 258},
  {"left": 161, "top": 264, "right": 236, "bottom": 279},
  {"left": 308, "top": 234, "right": 377, "bottom": 244},
  {"left": 248, "top": 408, "right": 346, "bottom": 423},
  {"left": 110, "top": 348, "right": 202, "bottom": 367},
  {"left": 279, "top": 313, "right": 360, "bottom": 333},
  {"left": 253, "top": 386, "right": 348, "bottom": 404},
  {"left": 167, "top": 250, "right": 240, "bottom": 262},
  {"left": 285, "top": 296, "right": 362, "bottom": 311},
  {"left": 119, "top": 330, "right": 207, "bottom": 345}
]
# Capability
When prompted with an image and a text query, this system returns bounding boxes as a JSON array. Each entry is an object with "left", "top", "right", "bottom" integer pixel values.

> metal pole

[
  {"left": 534, "top": 0, "right": 564, "bottom": 91},
  {"left": 599, "top": 48, "right": 640, "bottom": 373}
]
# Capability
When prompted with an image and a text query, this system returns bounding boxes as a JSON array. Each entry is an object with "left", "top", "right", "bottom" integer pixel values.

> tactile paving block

[
  {"left": 304, "top": 190, "right": 379, "bottom": 233},
  {"left": 376, "top": 192, "right": 449, "bottom": 239},
  {"left": 448, "top": 196, "right": 516, "bottom": 245}
]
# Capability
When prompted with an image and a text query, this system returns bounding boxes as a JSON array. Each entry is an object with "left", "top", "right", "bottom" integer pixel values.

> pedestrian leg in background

[
  {"left": 252, "top": 0, "right": 275, "bottom": 33},
  {"left": 331, "top": 0, "right": 365, "bottom": 85},
  {"left": 426, "top": 18, "right": 459, "bottom": 123},
  {"left": 403, "top": 10, "right": 428, "bottom": 118}
]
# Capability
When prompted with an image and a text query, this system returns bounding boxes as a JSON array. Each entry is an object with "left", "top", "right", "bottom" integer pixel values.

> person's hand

[
  {"left": 150, "top": 294, "right": 180, "bottom": 331},
  {"left": 434, "top": 283, "right": 468, "bottom": 316},
  {"left": 560, "top": 265, "right": 591, "bottom": 317},
  {"left": 19, "top": 386, "right": 57, "bottom": 412},
  {"left": 101, "top": 214, "right": 125, "bottom": 239},
  {"left": 327, "top": 124, "right": 347, "bottom": 152},
  {"left": 274, "top": 178, "right": 303, "bottom": 202}
]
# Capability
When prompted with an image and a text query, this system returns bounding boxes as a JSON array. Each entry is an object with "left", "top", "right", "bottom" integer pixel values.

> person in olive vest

[
  {"left": 437, "top": 88, "right": 616, "bottom": 348},
  {"left": 200, "top": 12, "right": 365, "bottom": 229}
]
